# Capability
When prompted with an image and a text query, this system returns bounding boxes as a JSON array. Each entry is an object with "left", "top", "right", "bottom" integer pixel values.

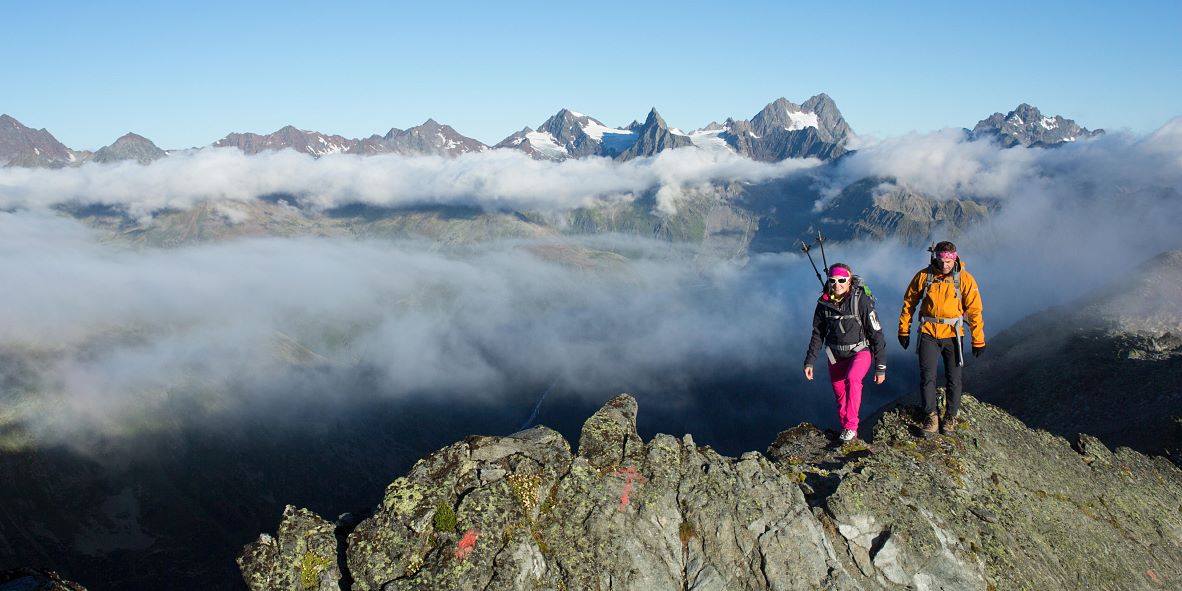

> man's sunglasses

[{"left": 827, "top": 277, "right": 849, "bottom": 284}]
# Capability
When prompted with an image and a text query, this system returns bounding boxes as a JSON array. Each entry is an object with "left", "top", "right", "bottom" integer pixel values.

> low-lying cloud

[
  {"left": 825, "top": 118, "right": 1182, "bottom": 203},
  {"left": 2, "top": 118, "right": 1181, "bottom": 450},
  {"left": 0, "top": 146, "right": 821, "bottom": 217}
]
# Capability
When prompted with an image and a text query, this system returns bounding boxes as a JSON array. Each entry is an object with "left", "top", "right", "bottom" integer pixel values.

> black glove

[
  {"left": 973, "top": 345, "right": 985, "bottom": 358},
  {"left": 898, "top": 334, "right": 910, "bottom": 350}
]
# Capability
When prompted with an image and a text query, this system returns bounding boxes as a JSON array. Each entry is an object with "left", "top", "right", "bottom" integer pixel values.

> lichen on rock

[{"left": 240, "top": 393, "right": 1182, "bottom": 591}]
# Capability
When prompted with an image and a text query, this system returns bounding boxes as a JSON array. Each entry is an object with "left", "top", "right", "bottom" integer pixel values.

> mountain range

[{"left": 1, "top": 98, "right": 1096, "bottom": 168}]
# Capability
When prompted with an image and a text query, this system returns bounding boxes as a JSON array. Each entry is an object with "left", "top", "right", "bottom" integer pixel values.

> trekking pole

[
  {"left": 800, "top": 241, "right": 825, "bottom": 289},
  {"left": 816, "top": 231, "right": 829, "bottom": 273}
]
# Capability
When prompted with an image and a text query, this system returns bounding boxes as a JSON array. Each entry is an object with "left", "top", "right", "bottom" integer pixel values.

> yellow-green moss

[
  {"left": 433, "top": 503, "right": 457, "bottom": 532},
  {"left": 299, "top": 551, "right": 332, "bottom": 589}
]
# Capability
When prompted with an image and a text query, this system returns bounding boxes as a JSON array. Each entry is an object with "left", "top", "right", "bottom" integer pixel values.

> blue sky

[{"left": 5, "top": 0, "right": 1179, "bottom": 150}]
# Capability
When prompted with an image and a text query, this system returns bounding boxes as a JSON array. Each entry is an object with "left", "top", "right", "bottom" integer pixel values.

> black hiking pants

[{"left": 919, "top": 334, "right": 962, "bottom": 417}]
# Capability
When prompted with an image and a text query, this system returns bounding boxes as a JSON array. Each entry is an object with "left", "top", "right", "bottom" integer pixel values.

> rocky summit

[{"left": 239, "top": 393, "right": 1182, "bottom": 590}]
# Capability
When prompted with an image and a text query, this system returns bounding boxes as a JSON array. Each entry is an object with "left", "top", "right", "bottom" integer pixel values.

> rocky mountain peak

[
  {"left": 354, "top": 119, "right": 486, "bottom": 157},
  {"left": 720, "top": 95, "right": 852, "bottom": 161},
  {"left": 971, "top": 103, "right": 1102, "bottom": 147},
  {"left": 93, "top": 132, "right": 167, "bottom": 164},
  {"left": 641, "top": 107, "right": 668, "bottom": 130},
  {"left": 0, "top": 114, "right": 75, "bottom": 166}
]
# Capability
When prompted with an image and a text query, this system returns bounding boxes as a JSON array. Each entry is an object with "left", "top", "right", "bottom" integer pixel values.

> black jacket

[{"left": 803, "top": 283, "right": 887, "bottom": 374}]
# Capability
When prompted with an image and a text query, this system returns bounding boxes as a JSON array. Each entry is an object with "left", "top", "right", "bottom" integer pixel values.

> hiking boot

[
  {"left": 941, "top": 414, "right": 958, "bottom": 435},
  {"left": 839, "top": 429, "right": 857, "bottom": 442},
  {"left": 920, "top": 411, "right": 939, "bottom": 438}
]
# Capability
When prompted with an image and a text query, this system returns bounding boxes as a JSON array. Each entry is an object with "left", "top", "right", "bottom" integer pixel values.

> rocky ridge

[
  {"left": 351, "top": 119, "right": 489, "bottom": 157},
  {"left": 240, "top": 393, "right": 1182, "bottom": 590},
  {"left": 4, "top": 99, "right": 1101, "bottom": 168},
  {"left": 615, "top": 108, "right": 694, "bottom": 161},
  {"left": 970, "top": 249, "right": 1182, "bottom": 463},
  {"left": 0, "top": 114, "right": 80, "bottom": 167},
  {"left": 721, "top": 94, "right": 852, "bottom": 161},
  {"left": 970, "top": 103, "right": 1102, "bottom": 147}
]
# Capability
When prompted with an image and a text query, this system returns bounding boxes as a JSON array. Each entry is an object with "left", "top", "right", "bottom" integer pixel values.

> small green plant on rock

[{"left": 433, "top": 503, "right": 457, "bottom": 533}]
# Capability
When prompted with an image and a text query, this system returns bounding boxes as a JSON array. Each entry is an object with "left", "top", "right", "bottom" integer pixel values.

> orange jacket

[{"left": 897, "top": 259, "right": 985, "bottom": 346}]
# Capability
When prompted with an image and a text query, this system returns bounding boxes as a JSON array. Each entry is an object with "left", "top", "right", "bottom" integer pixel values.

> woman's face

[{"left": 829, "top": 275, "right": 851, "bottom": 296}]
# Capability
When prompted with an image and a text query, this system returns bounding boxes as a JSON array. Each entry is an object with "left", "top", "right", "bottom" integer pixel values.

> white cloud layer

[
  {"left": 2, "top": 118, "right": 1181, "bottom": 447},
  {"left": 0, "top": 147, "right": 821, "bottom": 217}
]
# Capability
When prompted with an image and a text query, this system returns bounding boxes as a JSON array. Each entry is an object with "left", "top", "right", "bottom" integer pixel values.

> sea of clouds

[{"left": 2, "top": 118, "right": 1180, "bottom": 448}]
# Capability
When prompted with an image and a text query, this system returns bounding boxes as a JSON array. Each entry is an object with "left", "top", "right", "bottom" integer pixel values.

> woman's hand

[
  {"left": 804, "top": 366, "right": 814, "bottom": 381},
  {"left": 873, "top": 373, "right": 886, "bottom": 385}
]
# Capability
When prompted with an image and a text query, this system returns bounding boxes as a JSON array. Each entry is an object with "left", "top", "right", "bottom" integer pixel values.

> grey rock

[
  {"left": 576, "top": 393, "right": 645, "bottom": 469},
  {"left": 351, "top": 119, "right": 487, "bottom": 157},
  {"left": 92, "top": 132, "right": 166, "bottom": 165},
  {"left": 721, "top": 95, "right": 852, "bottom": 162},
  {"left": 243, "top": 393, "right": 1182, "bottom": 591},
  {"left": 0, "top": 114, "right": 76, "bottom": 167},
  {"left": 970, "top": 103, "right": 1102, "bottom": 147},
  {"left": 615, "top": 108, "right": 693, "bottom": 161},
  {"left": 213, "top": 125, "right": 356, "bottom": 156},
  {"left": 237, "top": 505, "right": 341, "bottom": 591}
]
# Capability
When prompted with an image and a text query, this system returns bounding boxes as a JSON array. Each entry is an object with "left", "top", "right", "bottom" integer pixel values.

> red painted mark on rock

[
  {"left": 613, "top": 466, "right": 648, "bottom": 512},
  {"left": 454, "top": 528, "right": 480, "bottom": 560},
  {"left": 1147, "top": 569, "right": 1161, "bottom": 585}
]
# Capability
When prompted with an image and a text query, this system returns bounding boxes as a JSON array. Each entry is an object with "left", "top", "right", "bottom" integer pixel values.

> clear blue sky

[{"left": 5, "top": 0, "right": 1179, "bottom": 150}]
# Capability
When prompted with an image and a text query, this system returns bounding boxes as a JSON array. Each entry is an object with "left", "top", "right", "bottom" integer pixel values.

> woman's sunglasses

[{"left": 827, "top": 277, "right": 849, "bottom": 284}]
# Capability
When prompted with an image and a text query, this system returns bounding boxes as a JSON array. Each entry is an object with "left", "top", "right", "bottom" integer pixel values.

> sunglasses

[{"left": 827, "top": 277, "right": 849, "bottom": 284}]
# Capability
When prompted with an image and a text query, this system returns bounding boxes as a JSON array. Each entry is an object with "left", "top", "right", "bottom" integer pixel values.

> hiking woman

[{"left": 804, "top": 263, "right": 887, "bottom": 442}]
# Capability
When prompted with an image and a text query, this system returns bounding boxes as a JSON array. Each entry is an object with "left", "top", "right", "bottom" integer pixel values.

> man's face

[{"left": 935, "top": 257, "right": 956, "bottom": 274}]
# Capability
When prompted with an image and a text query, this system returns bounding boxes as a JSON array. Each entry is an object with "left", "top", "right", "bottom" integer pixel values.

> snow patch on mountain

[
  {"left": 784, "top": 109, "right": 820, "bottom": 131},
  {"left": 581, "top": 120, "right": 636, "bottom": 142},
  {"left": 524, "top": 131, "right": 569, "bottom": 159},
  {"left": 688, "top": 127, "right": 734, "bottom": 154}
]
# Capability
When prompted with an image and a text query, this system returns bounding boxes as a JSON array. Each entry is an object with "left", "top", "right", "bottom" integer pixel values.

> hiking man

[
  {"left": 897, "top": 241, "right": 985, "bottom": 437},
  {"left": 804, "top": 263, "right": 887, "bottom": 442}
]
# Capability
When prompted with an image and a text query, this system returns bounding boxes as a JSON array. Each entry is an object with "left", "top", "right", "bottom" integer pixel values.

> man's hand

[
  {"left": 973, "top": 345, "right": 986, "bottom": 358},
  {"left": 898, "top": 334, "right": 910, "bottom": 350},
  {"left": 804, "top": 366, "right": 814, "bottom": 381},
  {"left": 874, "top": 373, "right": 886, "bottom": 385}
]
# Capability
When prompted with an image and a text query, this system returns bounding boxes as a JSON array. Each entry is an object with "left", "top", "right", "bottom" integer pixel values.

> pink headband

[
  {"left": 828, "top": 266, "right": 851, "bottom": 278},
  {"left": 935, "top": 251, "right": 958, "bottom": 261}
]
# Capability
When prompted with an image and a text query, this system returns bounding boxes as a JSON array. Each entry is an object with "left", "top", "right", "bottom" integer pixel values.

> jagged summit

[
  {"left": 715, "top": 94, "right": 853, "bottom": 161},
  {"left": 970, "top": 103, "right": 1102, "bottom": 147},
  {"left": 240, "top": 392, "right": 1182, "bottom": 591},
  {"left": 213, "top": 125, "right": 355, "bottom": 156},
  {"left": 615, "top": 108, "right": 692, "bottom": 161},
  {"left": 496, "top": 107, "right": 641, "bottom": 160},
  {"left": 353, "top": 119, "right": 487, "bottom": 157}
]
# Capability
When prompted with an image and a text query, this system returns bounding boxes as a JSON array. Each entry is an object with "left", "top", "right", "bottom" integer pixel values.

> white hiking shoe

[{"left": 839, "top": 429, "right": 857, "bottom": 442}]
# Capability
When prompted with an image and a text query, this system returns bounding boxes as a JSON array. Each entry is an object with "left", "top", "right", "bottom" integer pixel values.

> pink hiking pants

[{"left": 828, "top": 349, "right": 871, "bottom": 431}]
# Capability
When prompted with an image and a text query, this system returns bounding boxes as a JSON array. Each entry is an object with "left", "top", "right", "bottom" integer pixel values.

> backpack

[{"left": 822, "top": 276, "right": 881, "bottom": 362}]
